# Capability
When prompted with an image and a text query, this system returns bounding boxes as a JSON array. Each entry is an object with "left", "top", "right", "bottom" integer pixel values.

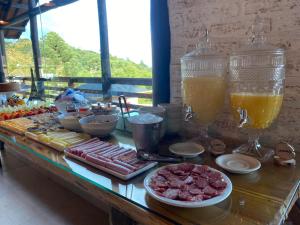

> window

[{"left": 6, "top": 0, "right": 153, "bottom": 106}]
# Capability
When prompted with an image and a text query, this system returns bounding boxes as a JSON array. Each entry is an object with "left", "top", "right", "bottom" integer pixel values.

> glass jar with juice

[
  {"left": 229, "top": 17, "right": 286, "bottom": 161},
  {"left": 181, "top": 29, "right": 227, "bottom": 144}
]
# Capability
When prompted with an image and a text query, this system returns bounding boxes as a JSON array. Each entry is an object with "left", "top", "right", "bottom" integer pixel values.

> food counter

[{"left": 0, "top": 124, "right": 299, "bottom": 225}]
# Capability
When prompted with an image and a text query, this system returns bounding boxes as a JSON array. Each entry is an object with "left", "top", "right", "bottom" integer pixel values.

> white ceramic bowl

[
  {"left": 79, "top": 115, "right": 119, "bottom": 137},
  {"left": 58, "top": 112, "right": 91, "bottom": 132}
]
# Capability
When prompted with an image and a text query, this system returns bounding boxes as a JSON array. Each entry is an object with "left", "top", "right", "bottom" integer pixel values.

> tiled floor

[{"left": 0, "top": 150, "right": 109, "bottom": 225}]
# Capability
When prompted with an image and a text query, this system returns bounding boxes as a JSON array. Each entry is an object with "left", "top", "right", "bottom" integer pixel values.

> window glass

[{"left": 106, "top": 0, "right": 152, "bottom": 78}]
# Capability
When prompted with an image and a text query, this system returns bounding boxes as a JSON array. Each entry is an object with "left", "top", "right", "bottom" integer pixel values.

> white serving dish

[
  {"left": 58, "top": 112, "right": 91, "bottom": 132},
  {"left": 215, "top": 154, "right": 261, "bottom": 174},
  {"left": 79, "top": 115, "right": 119, "bottom": 137},
  {"left": 169, "top": 142, "right": 205, "bottom": 158},
  {"left": 144, "top": 165, "right": 232, "bottom": 208},
  {"left": 65, "top": 150, "right": 157, "bottom": 180}
]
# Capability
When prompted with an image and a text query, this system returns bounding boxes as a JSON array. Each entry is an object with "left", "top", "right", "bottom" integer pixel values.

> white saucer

[
  {"left": 215, "top": 154, "right": 261, "bottom": 174},
  {"left": 169, "top": 142, "right": 205, "bottom": 158}
]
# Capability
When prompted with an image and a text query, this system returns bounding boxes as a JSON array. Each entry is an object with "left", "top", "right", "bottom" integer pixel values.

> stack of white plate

[{"left": 158, "top": 103, "right": 182, "bottom": 135}]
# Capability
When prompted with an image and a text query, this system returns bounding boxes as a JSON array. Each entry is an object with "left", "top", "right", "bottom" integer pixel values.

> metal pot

[{"left": 127, "top": 113, "right": 163, "bottom": 153}]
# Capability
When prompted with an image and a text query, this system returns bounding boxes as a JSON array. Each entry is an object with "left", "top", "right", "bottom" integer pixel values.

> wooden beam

[
  {"left": 0, "top": 2, "right": 28, "bottom": 9},
  {"left": 8, "top": 76, "right": 153, "bottom": 86},
  {"left": 0, "top": 31, "right": 7, "bottom": 76},
  {"left": 29, "top": 0, "right": 44, "bottom": 98},
  {"left": 110, "top": 78, "right": 152, "bottom": 86},
  {"left": 0, "top": 26, "right": 25, "bottom": 32},
  {"left": 0, "top": 58, "right": 5, "bottom": 83},
  {"left": 11, "top": 3, "right": 28, "bottom": 9},
  {"left": 0, "top": 0, "right": 79, "bottom": 28},
  {"left": 97, "top": 0, "right": 112, "bottom": 101},
  {"left": 29, "top": 0, "right": 42, "bottom": 80},
  {"left": 151, "top": 0, "right": 171, "bottom": 105}
]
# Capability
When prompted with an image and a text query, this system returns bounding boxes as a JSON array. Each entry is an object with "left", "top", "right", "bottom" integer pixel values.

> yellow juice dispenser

[
  {"left": 229, "top": 17, "right": 286, "bottom": 161},
  {"left": 181, "top": 29, "right": 227, "bottom": 147}
]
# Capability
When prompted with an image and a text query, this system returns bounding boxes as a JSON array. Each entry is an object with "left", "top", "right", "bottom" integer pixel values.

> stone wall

[{"left": 168, "top": 0, "right": 300, "bottom": 150}]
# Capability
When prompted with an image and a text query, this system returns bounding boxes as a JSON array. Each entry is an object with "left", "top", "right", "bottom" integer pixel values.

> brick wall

[{"left": 168, "top": 0, "right": 300, "bottom": 150}]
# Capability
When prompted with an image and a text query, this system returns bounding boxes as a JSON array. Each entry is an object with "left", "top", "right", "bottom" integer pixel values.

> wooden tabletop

[{"left": 0, "top": 128, "right": 299, "bottom": 225}]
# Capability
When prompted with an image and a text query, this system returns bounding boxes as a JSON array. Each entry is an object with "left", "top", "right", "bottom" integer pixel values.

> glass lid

[
  {"left": 181, "top": 29, "right": 226, "bottom": 60},
  {"left": 232, "top": 16, "right": 284, "bottom": 55}
]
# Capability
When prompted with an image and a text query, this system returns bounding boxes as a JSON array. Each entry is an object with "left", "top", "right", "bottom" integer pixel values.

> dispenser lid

[
  {"left": 181, "top": 29, "right": 226, "bottom": 60},
  {"left": 232, "top": 16, "right": 285, "bottom": 56}
]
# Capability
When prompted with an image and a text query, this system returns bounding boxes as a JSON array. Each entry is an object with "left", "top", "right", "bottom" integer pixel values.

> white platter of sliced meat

[
  {"left": 144, "top": 163, "right": 232, "bottom": 208},
  {"left": 64, "top": 138, "right": 157, "bottom": 180}
]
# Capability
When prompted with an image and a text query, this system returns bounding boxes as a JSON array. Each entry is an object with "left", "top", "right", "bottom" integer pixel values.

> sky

[{"left": 20, "top": 0, "right": 152, "bottom": 66}]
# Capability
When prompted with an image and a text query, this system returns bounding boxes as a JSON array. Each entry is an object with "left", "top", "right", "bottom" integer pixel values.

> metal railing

[{"left": 9, "top": 76, "right": 153, "bottom": 108}]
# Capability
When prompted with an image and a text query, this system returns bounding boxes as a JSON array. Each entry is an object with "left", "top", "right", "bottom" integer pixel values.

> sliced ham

[
  {"left": 113, "top": 150, "right": 136, "bottom": 161},
  {"left": 88, "top": 145, "right": 119, "bottom": 156},
  {"left": 85, "top": 154, "right": 108, "bottom": 167},
  {"left": 105, "top": 161, "right": 133, "bottom": 175},
  {"left": 113, "top": 160, "right": 137, "bottom": 171},
  {"left": 68, "top": 138, "right": 99, "bottom": 149},
  {"left": 102, "top": 147, "right": 126, "bottom": 158},
  {"left": 108, "top": 149, "right": 130, "bottom": 159}
]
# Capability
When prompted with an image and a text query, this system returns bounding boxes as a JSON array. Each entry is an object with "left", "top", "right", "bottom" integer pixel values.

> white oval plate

[
  {"left": 169, "top": 142, "right": 205, "bottom": 158},
  {"left": 144, "top": 165, "right": 232, "bottom": 208},
  {"left": 215, "top": 154, "right": 261, "bottom": 174}
]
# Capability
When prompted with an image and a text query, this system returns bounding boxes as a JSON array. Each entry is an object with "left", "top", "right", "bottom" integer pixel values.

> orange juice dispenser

[
  {"left": 229, "top": 17, "right": 286, "bottom": 161},
  {"left": 181, "top": 29, "right": 227, "bottom": 147}
]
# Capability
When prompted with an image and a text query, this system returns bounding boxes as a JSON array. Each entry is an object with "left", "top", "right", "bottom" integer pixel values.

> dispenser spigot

[
  {"left": 237, "top": 108, "right": 249, "bottom": 128},
  {"left": 185, "top": 105, "right": 194, "bottom": 122}
]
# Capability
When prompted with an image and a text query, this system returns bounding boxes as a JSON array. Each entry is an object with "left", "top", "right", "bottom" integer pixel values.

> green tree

[{"left": 6, "top": 32, "right": 152, "bottom": 79}]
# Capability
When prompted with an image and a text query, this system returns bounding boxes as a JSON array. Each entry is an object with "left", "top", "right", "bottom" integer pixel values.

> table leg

[{"left": 109, "top": 207, "right": 137, "bottom": 225}]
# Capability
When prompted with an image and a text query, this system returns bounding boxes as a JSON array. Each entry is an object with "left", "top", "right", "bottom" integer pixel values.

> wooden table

[{"left": 0, "top": 128, "right": 299, "bottom": 225}]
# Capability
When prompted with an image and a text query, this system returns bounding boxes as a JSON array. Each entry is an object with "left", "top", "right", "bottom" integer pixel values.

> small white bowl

[
  {"left": 58, "top": 112, "right": 91, "bottom": 132},
  {"left": 79, "top": 115, "right": 119, "bottom": 137}
]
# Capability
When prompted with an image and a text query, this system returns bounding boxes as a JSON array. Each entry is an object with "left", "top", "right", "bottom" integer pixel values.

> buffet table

[{"left": 0, "top": 128, "right": 299, "bottom": 225}]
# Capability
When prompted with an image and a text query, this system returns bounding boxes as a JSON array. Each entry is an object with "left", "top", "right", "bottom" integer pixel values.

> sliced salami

[
  {"left": 178, "top": 191, "right": 193, "bottom": 201},
  {"left": 149, "top": 164, "right": 228, "bottom": 202},
  {"left": 162, "top": 189, "right": 180, "bottom": 200},
  {"left": 209, "top": 180, "right": 227, "bottom": 190},
  {"left": 196, "top": 177, "right": 209, "bottom": 189},
  {"left": 202, "top": 186, "right": 219, "bottom": 197}
]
